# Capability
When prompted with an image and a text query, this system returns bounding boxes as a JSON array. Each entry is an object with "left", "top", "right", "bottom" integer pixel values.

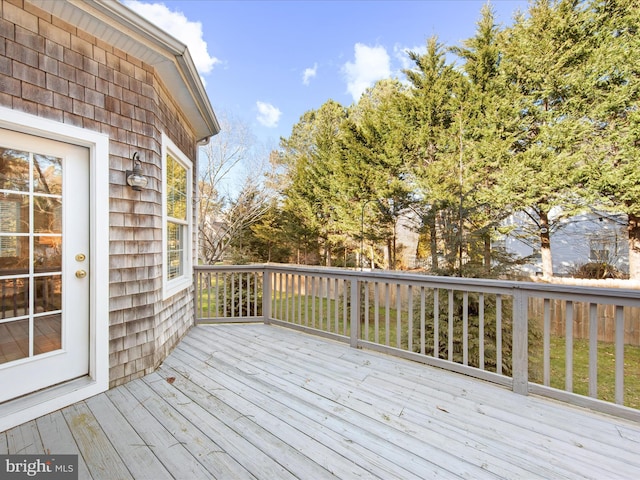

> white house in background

[{"left": 498, "top": 210, "right": 629, "bottom": 277}]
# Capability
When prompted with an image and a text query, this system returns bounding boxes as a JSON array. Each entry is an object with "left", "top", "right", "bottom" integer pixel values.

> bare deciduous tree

[{"left": 198, "top": 112, "right": 273, "bottom": 264}]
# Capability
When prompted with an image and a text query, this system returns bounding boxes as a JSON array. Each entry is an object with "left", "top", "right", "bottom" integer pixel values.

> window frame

[{"left": 162, "top": 133, "right": 193, "bottom": 299}]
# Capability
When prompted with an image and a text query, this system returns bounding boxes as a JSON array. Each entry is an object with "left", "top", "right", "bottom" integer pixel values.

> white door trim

[{"left": 0, "top": 106, "right": 109, "bottom": 432}]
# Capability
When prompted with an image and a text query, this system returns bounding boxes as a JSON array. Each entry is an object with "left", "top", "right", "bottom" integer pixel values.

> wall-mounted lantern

[{"left": 126, "top": 152, "right": 148, "bottom": 191}]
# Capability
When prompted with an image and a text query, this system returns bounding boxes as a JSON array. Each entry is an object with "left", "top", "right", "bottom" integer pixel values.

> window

[{"left": 162, "top": 134, "right": 192, "bottom": 298}]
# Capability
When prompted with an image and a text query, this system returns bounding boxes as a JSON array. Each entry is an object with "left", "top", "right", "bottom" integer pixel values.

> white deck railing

[{"left": 195, "top": 264, "right": 640, "bottom": 421}]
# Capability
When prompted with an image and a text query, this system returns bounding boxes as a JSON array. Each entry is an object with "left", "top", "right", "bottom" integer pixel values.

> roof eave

[{"left": 31, "top": 0, "right": 220, "bottom": 141}]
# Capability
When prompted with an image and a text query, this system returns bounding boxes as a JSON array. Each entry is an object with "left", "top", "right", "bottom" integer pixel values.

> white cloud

[
  {"left": 302, "top": 63, "right": 318, "bottom": 85},
  {"left": 342, "top": 43, "right": 391, "bottom": 102},
  {"left": 256, "top": 101, "right": 281, "bottom": 128},
  {"left": 123, "top": 1, "right": 220, "bottom": 75},
  {"left": 394, "top": 43, "right": 426, "bottom": 72}
]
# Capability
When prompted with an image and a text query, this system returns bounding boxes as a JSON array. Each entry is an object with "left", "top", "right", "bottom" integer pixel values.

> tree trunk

[
  {"left": 539, "top": 211, "right": 553, "bottom": 278},
  {"left": 429, "top": 216, "right": 438, "bottom": 271},
  {"left": 384, "top": 239, "right": 391, "bottom": 269},
  {"left": 392, "top": 224, "right": 397, "bottom": 269},
  {"left": 628, "top": 213, "right": 640, "bottom": 280},
  {"left": 483, "top": 233, "right": 491, "bottom": 276}
]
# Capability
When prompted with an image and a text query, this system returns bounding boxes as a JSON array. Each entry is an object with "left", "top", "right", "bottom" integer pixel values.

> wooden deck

[{"left": 1, "top": 324, "right": 639, "bottom": 479}]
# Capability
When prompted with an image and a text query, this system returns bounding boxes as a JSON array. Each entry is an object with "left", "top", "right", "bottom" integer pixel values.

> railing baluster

[
  {"left": 239, "top": 272, "right": 243, "bottom": 316},
  {"left": 231, "top": 273, "right": 236, "bottom": 318},
  {"left": 286, "top": 273, "right": 291, "bottom": 323},
  {"left": 496, "top": 294, "right": 502, "bottom": 375},
  {"left": 343, "top": 279, "right": 348, "bottom": 336},
  {"left": 463, "top": 291, "right": 469, "bottom": 366},
  {"left": 479, "top": 293, "right": 485, "bottom": 370},
  {"left": 448, "top": 289, "right": 454, "bottom": 362},
  {"left": 298, "top": 274, "right": 302, "bottom": 325},
  {"left": 408, "top": 285, "right": 413, "bottom": 353},
  {"left": 350, "top": 278, "right": 359, "bottom": 348},
  {"left": 566, "top": 300, "right": 574, "bottom": 393},
  {"left": 512, "top": 288, "right": 528, "bottom": 395},
  {"left": 278, "top": 273, "right": 283, "bottom": 320},
  {"left": 589, "top": 303, "right": 598, "bottom": 398},
  {"left": 254, "top": 272, "right": 259, "bottom": 317},
  {"left": 364, "top": 281, "right": 370, "bottom": 342},
  {"left": 223, "top": 273, "right": 228, "bottom": 318},
  {"left": 374, "top": 281, "right": 380, "bottom": 344},
  {"left": 327, "top": 277, "right": 332, "bottom": 332},
  {"left": 385, "top": 283, "right": 390, "bottom": 346},
  {"left": 420, "top": 286, "right": 426, "bottom": 355},
  {"left": 319, "top": 277, "right": 324, "bottom": 331},
  {"left": 615, "top": 305, "right": 624, "bottom": 405},
  {"left": 311, "top": 276, "right": 316, "bottom": 329},
  {"left": 434, "top": 288, "right": 439, "bottom": 359},
  {"left": 263, "top": 269, "right": 271, "bottom": 324},
  {"left": 396, "top": 284, "right": 402, "bottom": 349},
  {"left": 543, "top": 298, "right": 551, "bottom": 386},
  {"left": 334, "top": 278, "right": 340, "bottom": 334}
]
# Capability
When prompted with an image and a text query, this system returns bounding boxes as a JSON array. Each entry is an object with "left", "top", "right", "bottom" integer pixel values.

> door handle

[{"left": 75, "top": 270, "right": 87, "bottom": 279}]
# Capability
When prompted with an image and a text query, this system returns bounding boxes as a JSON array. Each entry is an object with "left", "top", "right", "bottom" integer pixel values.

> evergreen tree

[
  {"left": 400, "top": 37, "right": 462, "bottom": 273},
  {"left": 278, "top": 101, "right": 348, "bottom": 265},
  {"left": 338, "top": 79, "right": 415, "bottom": 269},
  {"left": 579, "top": 0, "right": 640, "bottom": 278},
  {"left": 451, "top": 4, "right": 519, "bottom": 277},
  {"left": 497, "top": 0, "right": 593, "bottom": 277}
]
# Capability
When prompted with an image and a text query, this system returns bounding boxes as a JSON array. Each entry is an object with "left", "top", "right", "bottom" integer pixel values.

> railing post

[
  {"left": 193, "top": 269, "right": 200, "bottom": 325},
  {"left": 350, "top": 278, "right": 360, "bottom": 348},
  {"left": 262, "top": 267, "right": 271, "bottom": 325},
  {"left": 512, "top": 287, "right": 529, "bottom": 395}
]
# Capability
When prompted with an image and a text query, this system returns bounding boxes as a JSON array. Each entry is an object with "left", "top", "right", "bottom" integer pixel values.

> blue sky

[{"left": 124, "top": 0, "right": 529, "bottom": 148}]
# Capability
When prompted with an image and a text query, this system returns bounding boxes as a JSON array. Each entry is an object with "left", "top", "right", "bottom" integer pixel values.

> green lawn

[{"left": 529, "top": 336, "right": 640, "bottom": 409}]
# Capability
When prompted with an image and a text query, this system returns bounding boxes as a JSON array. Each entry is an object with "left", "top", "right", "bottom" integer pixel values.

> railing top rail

[{"left": 194, "top": 264, "right": 640, "bottom": 305}]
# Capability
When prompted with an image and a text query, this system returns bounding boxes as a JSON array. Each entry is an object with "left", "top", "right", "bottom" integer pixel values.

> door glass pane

[
  {"left": 34, "top": 196, "right": 62, "bottom": 233},
  {"left": 33, "top": 154, "right": 62, "bottom": 195},
  {"left": 34, "top": 276, "right": 61, "bottom": 313},
  {"left": 0, "top": 144, "right": 64, "bottom": 364},
  {"left": 0, "top": 236, "right": 29, "bottom": 273},
  {"left": 34, "top": 313, "right": 61, "bottom": 355},
  {"left": 0, "top": 319, "right": 29, "bottom": 364},
  {"left": 0, "top": 193, "right": 29, "bottom": 234},
  {"left": 34, "top": 236, "right": 62, "bottom": 271},
  {"left": 0, "top": 277, "right": 29, "bottom": 317},
  {"left": 0, "top": 148, "right": 30, "bottom": 191}
]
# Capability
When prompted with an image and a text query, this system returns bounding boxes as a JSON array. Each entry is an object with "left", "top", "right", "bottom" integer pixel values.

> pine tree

[{"left": 497, "top": 0, "right": 593, "bottom": 277}]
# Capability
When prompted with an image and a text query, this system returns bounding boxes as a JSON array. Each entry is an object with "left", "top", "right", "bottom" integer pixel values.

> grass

[{"left": 529, "top": 336, "right": 640, "bottom": 409}]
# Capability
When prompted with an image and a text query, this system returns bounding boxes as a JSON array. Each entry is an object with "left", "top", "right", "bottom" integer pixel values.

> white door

[{"left": 0, "top": 129, "right": 89, "bottom": 403}]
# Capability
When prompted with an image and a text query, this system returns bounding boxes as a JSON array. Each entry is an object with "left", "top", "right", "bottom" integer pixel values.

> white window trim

[
  {"left": 0, "top": 105, "right": 109, "bottom": 432},
  {"left": 162, "top": 133, "right": 193, "bottom": 300}
]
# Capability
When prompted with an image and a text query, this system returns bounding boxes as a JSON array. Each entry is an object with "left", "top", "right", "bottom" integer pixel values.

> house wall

[
  {"left": 502, "top": 211, "right": 629, "bottom": 277},
  {"left": 0, "top": 0, "right": 198, "bottom": 387}
]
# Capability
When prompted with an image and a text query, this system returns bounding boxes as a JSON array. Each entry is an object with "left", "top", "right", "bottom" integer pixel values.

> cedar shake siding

[{"left": 0, "top": 0, "right": 212, "bottom": 387}]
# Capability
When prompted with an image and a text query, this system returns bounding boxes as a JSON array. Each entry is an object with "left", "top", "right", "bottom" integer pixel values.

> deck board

[
  {"left": 62, "top": 402, "right": 133, "bottom": 480},
  {"left": 2, "top": 323, "right": 640, "bottom": 479},
  {"left": 35, "top": 411, "right": 92, "bottom": 479},
  {"left": 84, "top": 391, "right": 171, "bottom": 480}
]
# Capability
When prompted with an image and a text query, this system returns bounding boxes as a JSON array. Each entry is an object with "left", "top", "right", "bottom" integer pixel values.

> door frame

[{"left": 0, "top": 106, "right": 109, "bottom": 432}]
